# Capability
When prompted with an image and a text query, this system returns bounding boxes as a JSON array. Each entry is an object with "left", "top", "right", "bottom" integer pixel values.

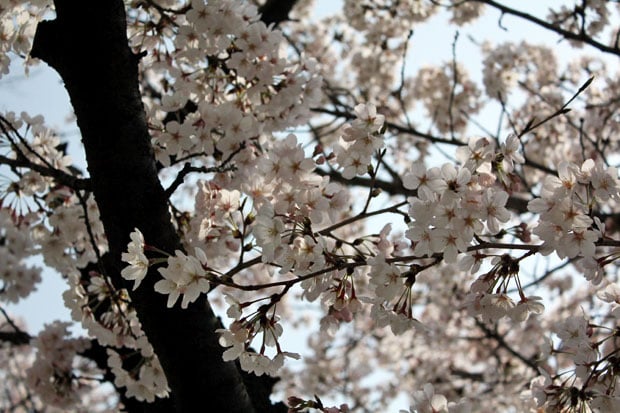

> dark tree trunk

[{"left": 30, "top": 1, "right": 259, "bottom": 412}]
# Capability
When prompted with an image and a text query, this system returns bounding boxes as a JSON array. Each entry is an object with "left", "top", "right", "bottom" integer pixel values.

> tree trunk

[{"left": 30, "top": 1, "right": 257, "bottom": 411}]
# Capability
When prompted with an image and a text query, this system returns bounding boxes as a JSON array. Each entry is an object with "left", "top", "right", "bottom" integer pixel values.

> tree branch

[
  {"left": 0, "top": 331, "right": 30, "bottom": 345},
  {"left": 472, "top": 0, "right": 620, "bottom": 57},
  {"left": 312, "top": 107, "right": 464, "bottom": 146},
  {"left": 0, "top": 116, "right": 91, "bottom": 191},
  {"left": 475, "top": 319, "right": 540, "bottom": 374},
  {"left": 258, "top": 0, "right": 300, "bottom": 26}
]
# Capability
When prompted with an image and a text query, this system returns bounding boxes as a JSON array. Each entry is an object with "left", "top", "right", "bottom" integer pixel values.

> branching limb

[
  {"left": 164, "top": 163, "right": 237, "bottom": 198},
  {"left": 0, "top": 306, "right": 30, "bottom": 345},
  {"left": 472, "top": 0, "right": 620, "bottom": 57},
  {"left": 0, "top": 115, "right": 91, "bottom": 191},
  {"left": 312, "top": 107, "right": 464, "bottom": 146},
  {"left": 475, "top": 319, "right": 540, "bottom": 374}
]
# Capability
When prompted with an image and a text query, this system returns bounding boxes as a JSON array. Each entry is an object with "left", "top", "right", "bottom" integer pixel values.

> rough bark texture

[{"left": 30, "top": 1, "right": 259, "bottom": 412}]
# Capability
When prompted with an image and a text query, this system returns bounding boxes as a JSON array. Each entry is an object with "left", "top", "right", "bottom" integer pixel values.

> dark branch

[
  {"left": 258, "top": 0, "right": 300, "bottom": 26},
  {"left": 0, "top": 331, "right": 30, "bottom": 345},
  {"left": 475, "top": 319, "right": 540, "bottom": 373},
  {"left": 312, "top": 107, "right": 465, "bottom": 146},
  {"left": 472, "top": 0, "right": 620, "bottom": 57}
]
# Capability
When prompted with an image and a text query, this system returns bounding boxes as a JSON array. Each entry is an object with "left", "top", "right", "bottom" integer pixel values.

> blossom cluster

[
  {"left": 366, "top": 254, "right": 425, "bottom": 335},
  {"left": 63, "top": 267, "right": 169, "bottom": 402},
  {"left": 0, "top": 113, "right": 107, "bottom": 276},
  {"left": 25, "top": 322, "right": 94, "bottom": 409},
  {"left": 334, "top": 103, "right": 386, "bottom": 179},
  {"left": 404, "top": 136, "right": 521, "bottom": 262},
  {"left": 400, "top": 383, "right": 472, "bottom": 413},
  {"left": 155, "top": 248, "right": 211, "bottom": 309},
  {"left": 465, "top": 254, "right": 545, "bottom": 323},
  {"left": 0, "top": 208, "right": 41, "bottom": 303},
  {"left": 343, "top": 0, "right": 437, "bottom": 40},
  {"left": 529, "top": 310, "right": 620, "bottom": 411},
  {"left": 547, "top": 0, "right": 610, "bottom": 42},
  {"left": 185, "top": 181, "right": 242, "bottom": 266},
  {"left": 32, "top": 191, "right": 107, "bottom": 273},
  {"left": 412, "top": 63, "right": 482, "bottom": 134},
  {"left": 121, "top": 228, "right": 212, "bottom": 309},
  {"left": 0, "top": 0, "right": 49, "bottom": 77},
  {"left": 106, "top": 347, "right": 169, "bottom": 402},
  {"left": 482, "top": 41, "right": 557, "bottom": 99},
  {"left": 134, "top": 0, "right": 321, "bottom": 167},
  {"left": 216, "top": 294, "right": 300, "bottom": 377},
  {"left": 528, "top": 159, "right": 620, "bottom": 263}
]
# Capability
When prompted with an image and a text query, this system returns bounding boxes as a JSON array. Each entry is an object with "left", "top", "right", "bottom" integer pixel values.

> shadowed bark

[
  {"left": 29, "top": 1, "right": 272, "bottom": 412},
  {"left": 259, "top": 0, "right": 300, "bottom": 26}
]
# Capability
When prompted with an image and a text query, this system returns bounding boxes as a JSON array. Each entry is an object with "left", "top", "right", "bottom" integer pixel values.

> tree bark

[
  {"left": 259, "top": 0, "right": 300, "bottom": 26},
  {"left": 30, "top": 1, "right": 257, "bottom": 412}
]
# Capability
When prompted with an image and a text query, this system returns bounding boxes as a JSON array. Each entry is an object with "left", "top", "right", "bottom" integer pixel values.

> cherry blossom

[
  {"left": 154, "top": 248, "right": 211, "bottom": 309},
  {"left": 2, "top": 0, "right": 620, "bottom": 411},
  {"left": 120, "top": 228, "right": 149, "bottom": 290}
]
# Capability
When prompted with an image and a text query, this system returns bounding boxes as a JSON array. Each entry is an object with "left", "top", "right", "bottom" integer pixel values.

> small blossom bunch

[
  {"left": 64, "top": 263, "right": 169, "bottom": 403},
  {"left": 155, "top": 248, "right": 212, "bottom": 309},
  {"left": 400, "top": 383, "right": 472, "bottom": 413},
  {"left": 25, "top": 322, "right": 94, "bottom": 409},
  {"left": 263, "top": 133, "right": 349, "bottom": 204},
  {"left": 333, "top": 103, "right": 386, "bottom": 179},
  {"left": 121, "top": 228, "right": 212, "bottom": 309},
  {"left": 121, "top": 228, "right": 149, "bottom": 290},
  {"left": 320, "top": 267, "right": 364, "bottom": 327},
  {"left": 547, "top": 1, "right": 610, "bottom": 41},
  {"left": 255, "top": 134, "right": 339, "bottom": 226},
  {"left": 412, "top": 63, "right": 482, "bottom": 133},
  {"left": 344, "top": 0, "right": 437, "bottom": 38},
  {"left": 482, "top": 42, "right": 556, "bottom": 99},
  {"left": 529, "top": 312, "right": 620, "bottom": 412},
  {"left": 217, "top": 298, "right": 300, "bottom": 376},
  {"left": 64, "top": 269, "right": 143, "bottom": 349},
  {"left": 366, "top": 254, "right": 425, "bottom": 335},
  {"left": 407, "top": 383, "right": 448, "bottom": 413},
  {"left": 465, "top": 254, "right": 545, "bottom": 323},
  {"left": 449, "top": 1, "right": 484, "bottom": 25},
  {"left": 403, "top": 137, "right": 518, "bottom": 263},
  {"left": 0, "top": 208, "right": 41, "bottom": 303},
  {"left": 18, "top": 116, "right": 73, "bottom": 171},
  {"left": 185, "top": 181, "right": 243, "bottom": 268},
  {"left": 253, "top": 204, "right": 287, "bottom": 263},
  {"left": 254, "top": 223, "right": 327, "bottom": 290},
  {"left": 258, "top": 133, "right": 317, "bottom": 188},
  {"left": 64, "top": 262, "right": 169, "bottom": 403},
  {"left": 62, "top": 267, "right": 168, "bottom": 404},
  {"left": 0, "top": 2, "right": 49, "bottom": 77},
  {"left": 107, "top": 348, "right": 169, "bottom": 403},
  {"left": 32, "top": 190, "right": 107, "bottom": 273},
  {"left": 528, "top": 159, "right": 619, "bottom": 261}
]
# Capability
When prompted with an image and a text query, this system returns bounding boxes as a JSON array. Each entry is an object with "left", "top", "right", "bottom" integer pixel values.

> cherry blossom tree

[{"left": 1, "top": 0, "right": 620, "bottom": 412}]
